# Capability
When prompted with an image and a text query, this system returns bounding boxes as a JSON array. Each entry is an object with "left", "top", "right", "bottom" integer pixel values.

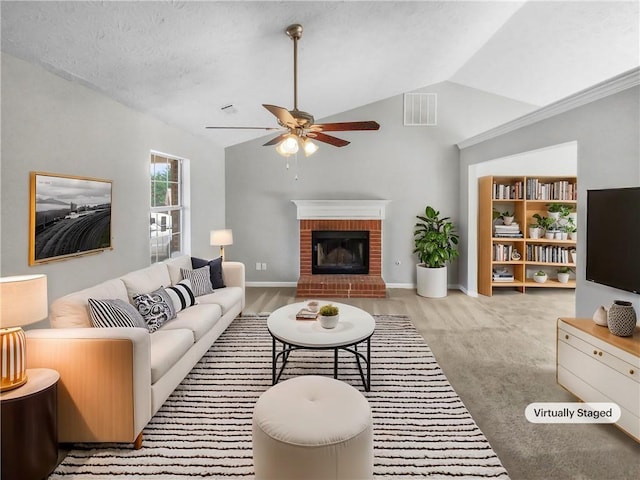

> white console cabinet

[{"left": 557, "top": 318, "right": 640, "bottom": 442}]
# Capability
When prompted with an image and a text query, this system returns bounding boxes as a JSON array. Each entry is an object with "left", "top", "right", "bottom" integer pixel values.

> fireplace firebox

[{"left": 312, "top": 230, "right": 369, "bottom": 275}]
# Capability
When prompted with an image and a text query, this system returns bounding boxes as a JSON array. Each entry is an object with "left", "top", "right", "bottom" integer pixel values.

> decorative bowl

[
  {"left": 307, "top": 301, "right": 319, "bottom": 313},
  {"left": 533, "top": 274, "right": 548, "bottom": 284}
]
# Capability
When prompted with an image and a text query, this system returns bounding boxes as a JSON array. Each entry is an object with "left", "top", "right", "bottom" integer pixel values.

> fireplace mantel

[{"left": 292, "top": 200, "right": 390, "bottom": 220}]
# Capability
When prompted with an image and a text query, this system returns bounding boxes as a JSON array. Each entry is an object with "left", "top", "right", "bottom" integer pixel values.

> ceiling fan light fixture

[
  {"left": 302, "top": 138, "right": 319, "bottom": 157},
  {"left": 277, "top": 135, "right": 299, "bottom": 156}
]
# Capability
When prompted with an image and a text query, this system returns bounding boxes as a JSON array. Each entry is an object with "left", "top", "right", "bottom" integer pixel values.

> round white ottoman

[{"left": 252, "top": 375, "right": 373, "bottom": 480}]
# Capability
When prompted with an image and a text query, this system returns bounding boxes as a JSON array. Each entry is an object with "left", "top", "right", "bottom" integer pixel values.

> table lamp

[
  {"left": 210, "top": 229, "right": 233, "bottom": 261},
  {"left": 0, "top": 274, "right": 48, "bottom": 391}
]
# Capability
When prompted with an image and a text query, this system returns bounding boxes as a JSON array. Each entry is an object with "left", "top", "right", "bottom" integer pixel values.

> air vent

[{"left": 404, "top": 93, "right": 437, "bottom": 126}]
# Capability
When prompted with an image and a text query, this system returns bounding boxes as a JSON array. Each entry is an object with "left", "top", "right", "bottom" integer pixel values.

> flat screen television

[{"left": 586, "top": 186, "right": 640, "bottom": 294}]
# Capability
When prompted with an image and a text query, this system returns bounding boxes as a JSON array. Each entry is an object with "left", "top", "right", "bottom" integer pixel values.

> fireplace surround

[{"left": 292, "top": 200, "right": 389, "bottom": 298}]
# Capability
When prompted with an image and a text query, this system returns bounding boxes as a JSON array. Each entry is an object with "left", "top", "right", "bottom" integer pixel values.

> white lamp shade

[
  {"left": 0, "top": 274, "right": 48, "bottom": 328},
  {"left": 210, "top": 229, "right": 234, "bottom": 247}
]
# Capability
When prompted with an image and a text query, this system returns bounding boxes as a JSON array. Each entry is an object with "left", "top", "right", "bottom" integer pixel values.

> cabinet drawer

[
  {"left": 557, "top": 340, "right": 640, "bottom": 414},
  {"left": 558, "top": 328, "right": 639, "bottom": 382}
]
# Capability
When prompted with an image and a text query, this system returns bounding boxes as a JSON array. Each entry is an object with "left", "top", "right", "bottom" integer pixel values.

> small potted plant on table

[
  {"left": 533, "top": 270, "right": 548, "bottom": 283},
  {"left": 318, "top": 304, "right": 339, "bottom": 329},
  {"left": 557, "top": 266, "right": 573, "bottom": 284}
]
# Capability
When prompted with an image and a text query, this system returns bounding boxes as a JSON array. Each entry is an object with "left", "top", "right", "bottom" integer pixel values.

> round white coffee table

[{"left": 267, "top": 301, "right": 375, "bottom": 391}]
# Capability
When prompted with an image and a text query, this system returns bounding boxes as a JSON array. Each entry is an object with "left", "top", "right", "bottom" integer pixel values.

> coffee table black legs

[{"left": 270, "top": 336, "right": 371, "bottom": 391}]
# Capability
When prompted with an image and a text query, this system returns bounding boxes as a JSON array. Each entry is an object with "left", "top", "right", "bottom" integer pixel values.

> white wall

[
  {"left": 0, "top": 54, "right": 226, "bottom": 310},
  {"left": 459, "top": 85, "right": 640, "bottom": 317},
  {"left": 463, "top": 142, "right": 577, "bottom": 296},
  {"left": 225, "top": 81, "right": 535, "bottom": 285}
]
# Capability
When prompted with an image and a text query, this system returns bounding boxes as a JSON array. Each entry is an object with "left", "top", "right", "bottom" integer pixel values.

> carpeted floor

[{"left": 50, "top": 315, "right": 509, "bottom": 479}]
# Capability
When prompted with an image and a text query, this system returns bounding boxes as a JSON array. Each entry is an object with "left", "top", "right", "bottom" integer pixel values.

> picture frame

[{"left": 29, "top": 172, "right": 113, "bottom": 265}]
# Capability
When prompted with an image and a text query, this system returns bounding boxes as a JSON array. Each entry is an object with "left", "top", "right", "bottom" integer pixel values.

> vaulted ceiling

[{"left": 2, "top": 1, "right": 638, "bottom": 147}]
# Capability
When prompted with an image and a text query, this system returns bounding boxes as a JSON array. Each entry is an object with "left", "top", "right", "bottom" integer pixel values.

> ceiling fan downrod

[{"left": 286, "top": 24, "right": 303, "bottom": 111}]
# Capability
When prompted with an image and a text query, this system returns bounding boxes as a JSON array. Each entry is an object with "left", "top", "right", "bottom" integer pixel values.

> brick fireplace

[{"left": 293, "top": 200, "right": 389, "bottom": 298}]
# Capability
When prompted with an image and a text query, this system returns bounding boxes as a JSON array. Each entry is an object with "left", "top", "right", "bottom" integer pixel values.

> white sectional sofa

[{"left": 26, "top": 255, "right": 245, "bottom": 448}]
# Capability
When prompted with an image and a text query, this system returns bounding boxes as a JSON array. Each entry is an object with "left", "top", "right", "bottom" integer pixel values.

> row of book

[
  {"left": 493, "top": 243, "right": 516, "bottom": 262},
  {"left": 492, "top": 267, "right": 514, "bottom": 282},
  {"left": 491, "top": 179, "right": 577, "bottom": 201},
  {"left": 526, "top": 245, "right": 572, "bottom": 263}
]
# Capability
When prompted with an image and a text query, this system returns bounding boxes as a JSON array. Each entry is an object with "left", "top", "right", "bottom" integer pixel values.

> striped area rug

[{"left": 51, "top": 315, "right": 509, "bottom": 479}]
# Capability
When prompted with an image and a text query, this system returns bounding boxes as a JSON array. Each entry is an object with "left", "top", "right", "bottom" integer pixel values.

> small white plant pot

[
  {"left": 559, "top": 232, "right": 568, "bottom": 240},
  {"left": 533, "top": 274, "right": 548, "bottom": 284},
  {"left": 545, "top": 232, "right": 555, "bottom": 240},
  {"left": 557, "top": 272, "right": 570, "bottom": 284},
  {"left": 529, "top": 227, "right": 541, "bottom": 239},
  {"left": 568, "top": 232, "right": 577, "bottom": 241},
  {"left": 503, "top": 216, "right": 514, "bottom": 226},
  {"left": 548, "top": 212, "right": 561, "bottom": 220},
  {"left": 318, "top": 314, "right": 339, "bottom": 329}
]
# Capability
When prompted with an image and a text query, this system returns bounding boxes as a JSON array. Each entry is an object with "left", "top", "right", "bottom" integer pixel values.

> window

[{"left": 150, "top": 153, "right": 184, "bottom": 263}]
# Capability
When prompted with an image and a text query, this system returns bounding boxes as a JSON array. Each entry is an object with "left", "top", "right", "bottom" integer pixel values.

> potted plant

[
  {"left": 532, "top": 214, "right": 555, "bottom": 239},
  {"left": 547, "top": 203, "right": 572, "bottom": 220},
  {"left": 557, "top": 266, "right": 573, "bottom": 284},
  {"left": 413, "top": 205, "right": 459, "bottom": 298},
  {"left": 493, "top": 209, "right": 514, "bottom": 226},
  {"left": 562, "top": 218, "right": 577, "bottom": 240},
  {"left": 533, "top": 270, "right": 548, "bottom": 283},
  {"left": 318, "top": 304, "right": 339, "bottom": 329}
]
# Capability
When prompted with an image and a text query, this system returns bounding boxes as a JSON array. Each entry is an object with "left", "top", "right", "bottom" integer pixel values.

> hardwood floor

[{"left": 244, "top": 287, "right": 640, "bottom": 480}]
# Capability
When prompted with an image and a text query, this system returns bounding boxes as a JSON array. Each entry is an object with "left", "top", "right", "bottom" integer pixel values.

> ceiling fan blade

[
  {"left": 311, "top": 121, "right": 380, "bottom": 132},
  {"left": 263, "top": 133, "right": 288, "bottom": 146},
  {"left": 205, "top": 126, "right": 279, "bottom": 130},
  {"left": 263, "top": 104, "right": 298, "bottom": 128},
  {"left": 311, "top": 132, "right": 350, "bottom": 147}
]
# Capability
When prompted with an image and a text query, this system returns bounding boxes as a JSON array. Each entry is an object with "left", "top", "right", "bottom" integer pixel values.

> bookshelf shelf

[{"left": 478, "top": 175, "right": 578, "bottom": 296}]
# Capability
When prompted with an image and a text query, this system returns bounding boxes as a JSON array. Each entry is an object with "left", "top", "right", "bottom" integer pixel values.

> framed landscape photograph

[{"left": 29, "top": 172, "right": 113, "bottom": 265}]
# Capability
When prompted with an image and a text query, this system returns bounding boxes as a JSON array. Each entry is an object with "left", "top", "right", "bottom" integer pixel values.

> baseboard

[
  {"left": 385, "top": 283, "right": 415, "bottom": 289},
  {"left": 245, "top": 281, "right": 298, "bottom": 288},
  {"left": 458, "top": 285, "right": 479, "bottom": 297}
]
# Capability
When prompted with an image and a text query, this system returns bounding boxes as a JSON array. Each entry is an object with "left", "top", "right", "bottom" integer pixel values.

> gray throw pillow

[
  {"left": 181, "top": 266, "right": 214, "bottom": 296},
  {"left": 133, "top": 288, "right": 176, "bottom": 333}
]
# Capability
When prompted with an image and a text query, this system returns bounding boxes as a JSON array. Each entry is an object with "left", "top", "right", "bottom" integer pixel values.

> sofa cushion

[
  {"left": 164, "top": 280, "right": 197, "bottom": 313},
  {"left": 159, "top": 303, "right": 222, "bottom": 341},
  {"left": 150, "top": 329, "right": 194, "bottom": 384},
  {"left": 180, "top": 266, "right": 214, "bottom": 296},
  {"left": 120, "top": 263, "right": 171, "bottom": 301},
  {"left": 196, "top": 286, "right": 243, "bottom": 315},
  {"left": 88, "top": 298, "right": 146, "bottom": 328},
  {"left": 192, "top": 256, "right": 226, "bottom": 289},
  {"left": 133, "top": 288, "right": 176, "bottom": 333},
  {"left": 50, "top": 278, "right": 129, "bottom": 328},
  {"left": 163, "top": 255, "right": 192, "bottom": 285}
]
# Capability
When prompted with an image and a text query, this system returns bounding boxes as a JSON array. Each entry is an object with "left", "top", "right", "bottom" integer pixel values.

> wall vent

[{"left": 404, "top": 93, "right": 437, "bottom": 126}]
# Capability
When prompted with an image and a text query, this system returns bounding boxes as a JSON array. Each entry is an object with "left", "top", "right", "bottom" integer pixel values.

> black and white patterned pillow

[
  {"left": 180, "top": 266, "right": 214, "bottom": 296},
  {"left": 133, "top": 288, "right": 176, "bottom": 333},
  {"left": 165, "top": 279, "right": 197, "bottom": 313},
  {"left": 88, "top": 298, "right": 146, "bottom": 328}
]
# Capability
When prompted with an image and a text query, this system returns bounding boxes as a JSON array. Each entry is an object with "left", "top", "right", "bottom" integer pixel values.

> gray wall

[
  {"left": 1, "top": 53, "right": 226, "bottom": 309},
  {"left": 225, "top": 81, "right": 534, "bottom": 285},
  {"left": 459, "top": 86, "right": 640, "bottom": 317}
]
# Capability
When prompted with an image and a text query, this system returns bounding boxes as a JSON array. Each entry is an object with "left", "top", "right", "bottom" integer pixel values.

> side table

[{"left": 1, "top": 368, "right": 59, "bottom": 480}]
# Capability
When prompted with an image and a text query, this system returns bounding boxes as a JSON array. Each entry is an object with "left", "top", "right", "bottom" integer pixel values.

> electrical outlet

[
  {"left": 255, "top": 262, "right": 262, "bottom": 271},
  {"left": 261, "top": 263, "right": 267, "bottom": 270}
]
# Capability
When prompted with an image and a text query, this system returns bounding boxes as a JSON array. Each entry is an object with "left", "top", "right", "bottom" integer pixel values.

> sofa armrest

[
  {"left": 222, "top": 261, "right": 245, "bottom": 309},
  {"left": 26, "top": 327, "right": 152, "bottom": 444}
]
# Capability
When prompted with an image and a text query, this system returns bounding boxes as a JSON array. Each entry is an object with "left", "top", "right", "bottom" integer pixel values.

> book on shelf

[
  {"left": 493, "top": 276, "right": 514, "bottom": 282},
  {"left": 296, "top": 308, "right": 318, "bottom": 320}
]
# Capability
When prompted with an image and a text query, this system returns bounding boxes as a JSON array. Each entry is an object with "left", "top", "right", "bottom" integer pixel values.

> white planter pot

[
  {"left": 569, "top": 232, "right": 577, "bottom": 241},
  {"left": 416, "top": 264, "right": 447, "bottom": 298},
  {"left": 533, "top": 274, "right": 548, "bottom": 283},
  {"left": 544, "top": 232, "right": 555, "bottom": 240},
  {"left": 503, "top": 216, "right": 514, "bottom": 226},
  {"left": 529, "top": 227, "right": 541, "bottom": 239},
  {"left": 318, "top": 314, "right": 339, "bottom": 329},
  {"left": 557, "top": 272, "right": 570, "bottom": 284}
]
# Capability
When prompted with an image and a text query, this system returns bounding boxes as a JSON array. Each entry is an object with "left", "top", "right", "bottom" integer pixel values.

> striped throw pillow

[
  {"left": 165, "top": 279, "right": 196, "bottom": 313},
  {"left": 180, "top": 266, "right": 214, "bottom": 296},
  {"left": 88, "top": 298, "right": 146, "bottom": 328}
]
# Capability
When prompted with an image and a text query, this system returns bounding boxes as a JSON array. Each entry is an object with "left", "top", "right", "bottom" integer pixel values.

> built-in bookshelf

[{"left": 478, "top": 175, "right": 577, "bottom": 296}]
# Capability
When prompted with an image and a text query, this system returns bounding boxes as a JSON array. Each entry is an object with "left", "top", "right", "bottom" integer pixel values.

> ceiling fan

[{"left": 206, "top": 24, "right": 380, "bottom": 156}]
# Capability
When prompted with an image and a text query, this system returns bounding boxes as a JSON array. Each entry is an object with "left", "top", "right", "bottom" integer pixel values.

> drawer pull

[
  {"left": 565, "top": 334, "right": 569, "bottom": 340},
  {"left": 593, "top": 350, "right": 598, "bottom": 355},
  {"left": 631, "top": 369, "right": 635, "bottom": 375},
  {"left": 598, "top": 351, "right": 603, "bottom": 356}
]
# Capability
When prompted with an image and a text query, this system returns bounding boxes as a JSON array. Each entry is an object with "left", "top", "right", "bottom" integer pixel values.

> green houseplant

[
  {"left": 413, "top": 206, "right": 459, "bottom": 298},
  {"left": 318, "top": 304, "right": 339, "bottom": 329}
]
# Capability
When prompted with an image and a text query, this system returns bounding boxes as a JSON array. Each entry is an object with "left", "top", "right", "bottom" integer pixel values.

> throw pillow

[
  {"left": 165, "top": 279, "right": 197, "bottom": 313},
  {"left": 133, "top": 288, "right": 176, "bottom": 333},
  {"left": 88, "top": 298, "right": 146, "bottom": 329},
  {"left": 191, "top": 256, "right": 226, "bottom": 289},
  {"left": 181, "top": 266, "right": 214, "bottom": 296}
]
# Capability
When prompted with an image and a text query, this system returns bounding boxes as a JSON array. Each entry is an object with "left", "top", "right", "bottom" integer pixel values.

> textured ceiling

[{"left": 1, "top": 1, "right": 638, "bottom": 147}]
